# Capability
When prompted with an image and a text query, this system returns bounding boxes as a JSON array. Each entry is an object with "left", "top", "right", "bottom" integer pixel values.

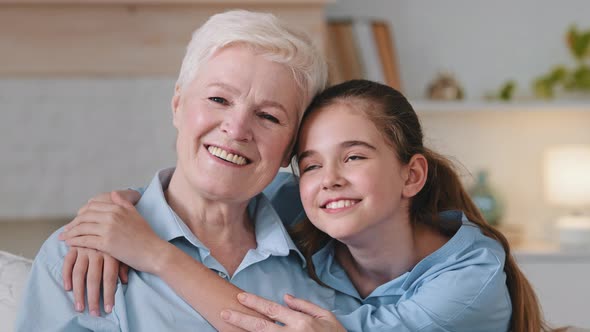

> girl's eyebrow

[
  {"left": 298, "top": 140, "right": 376, "bottom": 161},
  {"left": 341, "top": 140, "right": 377, "bottom": 150},
  {"left": 297, "top": 149, "right": 316, "bottom": 162}
]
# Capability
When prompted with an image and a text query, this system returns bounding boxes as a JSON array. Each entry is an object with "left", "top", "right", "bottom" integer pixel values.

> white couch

[{"left": 0, "top": 250, "right": 32, "bottom": 332}]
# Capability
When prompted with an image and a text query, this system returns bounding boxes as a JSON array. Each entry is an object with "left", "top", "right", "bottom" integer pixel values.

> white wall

[
  {"left": 0, "top": 79, "right": 177, "bottom": 218},
  {"left": 327, "top": 0, "right": 589, "bottom": 99}
]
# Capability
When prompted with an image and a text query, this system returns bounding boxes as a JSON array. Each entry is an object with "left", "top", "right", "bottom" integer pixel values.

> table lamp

[{"left": 544, "top": 145, "right": 590, "bottom": 251}]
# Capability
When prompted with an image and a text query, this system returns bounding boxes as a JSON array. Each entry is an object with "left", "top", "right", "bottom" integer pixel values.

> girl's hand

[
  {"left": 221, "top": 293, "right": 346, "bottom": 332},
  {"left": 61, "top": 190, "right": 138, "bottom": 315},
  {"left": 59, "top": 191, "right": 170, "bottom": 275},
  {"left": 62, "top": 247, "right": 128, "bottom": 315}
]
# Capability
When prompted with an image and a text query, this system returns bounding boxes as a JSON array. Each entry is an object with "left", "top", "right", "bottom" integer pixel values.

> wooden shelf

[
  {"left": 0, "top": 0, "right": 331, "bottom": 77},
  {"left": 0, "top": 0, "right": 332, "bottom": 5},
  {"left": 412, "top": 99, "right": 590, "bottom": 113}
]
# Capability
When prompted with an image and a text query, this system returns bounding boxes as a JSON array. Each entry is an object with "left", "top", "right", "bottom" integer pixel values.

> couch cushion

[{"left": 0, "top": 250, "right": 32, "bottom": 331}]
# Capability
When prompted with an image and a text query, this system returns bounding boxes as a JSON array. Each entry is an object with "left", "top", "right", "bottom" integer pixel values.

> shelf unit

[{"left": 412, "top": 99, "right": 590, "bottom": 113}]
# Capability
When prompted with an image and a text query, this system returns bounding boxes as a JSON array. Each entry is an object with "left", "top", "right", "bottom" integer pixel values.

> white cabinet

[{"left": 515, "top": 251, "right": 590, "bottom": 328}]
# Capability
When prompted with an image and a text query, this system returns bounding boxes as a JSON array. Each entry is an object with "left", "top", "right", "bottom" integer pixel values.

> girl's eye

[
  {"left": 301, "top": 164, "right": 320, "bottom": 173},
  {"left": 345, "top": 155, "right": 365, "bottom": 162},
  {"left": 209, "top": 97, "right": 229, "bottom": 105},
  {"left": 258, "top": 112, "right": 280, "bottom": 124}
]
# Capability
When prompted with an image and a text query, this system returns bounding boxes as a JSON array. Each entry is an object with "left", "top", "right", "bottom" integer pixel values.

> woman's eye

[
  {"left": 209, "top": 97, "right": 228, "bottom": 105},
  {"left": 258, "top": 112, "right": 280, "bottom": 124}
]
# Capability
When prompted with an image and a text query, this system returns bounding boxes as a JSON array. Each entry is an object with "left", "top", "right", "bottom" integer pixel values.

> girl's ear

[
  {"left": 171, "top": 85, "right": 182, "bottom": 129},
  {"left": 402, "top": 154, "right": 428, "bottom": 198}
]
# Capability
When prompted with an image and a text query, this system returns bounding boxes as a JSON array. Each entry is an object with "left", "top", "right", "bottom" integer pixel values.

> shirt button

[{"left": 218, "top": 271, "right": 228, "bottom": 279}]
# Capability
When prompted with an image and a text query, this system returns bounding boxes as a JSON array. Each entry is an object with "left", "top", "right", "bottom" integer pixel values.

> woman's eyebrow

[
  {"left": 207, "top": 82, "right": 240, "bottom": 94},
  {"left": 258, "top": 100, "right": 287, "bottom": 115},
  {"left": 207, "top": 82, "right": 287, "bottom": 115}
]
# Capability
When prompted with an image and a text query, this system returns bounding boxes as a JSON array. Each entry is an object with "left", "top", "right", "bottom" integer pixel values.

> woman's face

[
  {"left": 296, "top": 102, "right": 412, "bottom": 243},
  {"left": 172, "top": 45, "right": 301, "bottom": 203}
]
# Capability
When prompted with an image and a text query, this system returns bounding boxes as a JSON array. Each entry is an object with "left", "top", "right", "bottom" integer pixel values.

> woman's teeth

[{"left": 207, "top": 146, "right": 247, "bottom": 165}]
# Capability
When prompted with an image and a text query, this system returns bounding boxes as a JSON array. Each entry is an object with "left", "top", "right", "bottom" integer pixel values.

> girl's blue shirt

[{"left": 266, "top": 172, "right": 511, "bottom": 332}]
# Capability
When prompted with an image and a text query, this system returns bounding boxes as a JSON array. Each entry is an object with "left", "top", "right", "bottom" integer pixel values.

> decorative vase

[{"left": 469, "top": 170, "right": 503, "bottom": 226}]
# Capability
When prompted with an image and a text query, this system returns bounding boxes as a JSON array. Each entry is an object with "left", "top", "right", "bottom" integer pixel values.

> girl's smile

[
  {"left": 297, "top": 101, "right": 411, "bottom": 243},
  {"left": 320, "top": 198, "right": 362, "bottom": 213}
]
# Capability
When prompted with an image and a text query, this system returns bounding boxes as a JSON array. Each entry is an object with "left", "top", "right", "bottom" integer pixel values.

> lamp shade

[{"left": 544, "top": 145, "right": 590, "bottom": 207}]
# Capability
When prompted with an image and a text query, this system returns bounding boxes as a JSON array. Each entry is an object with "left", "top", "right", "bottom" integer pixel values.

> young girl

[
  {"left": 220, "top": 79, "right": 551, "bottom": 332},
  {"left": 61, "top": 80, "right": 552, "bottom": 331}
]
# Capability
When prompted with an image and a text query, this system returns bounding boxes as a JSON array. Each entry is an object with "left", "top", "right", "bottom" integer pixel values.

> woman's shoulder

[{"left": 262, "top": 172, "right": 305, "bottom": 227}]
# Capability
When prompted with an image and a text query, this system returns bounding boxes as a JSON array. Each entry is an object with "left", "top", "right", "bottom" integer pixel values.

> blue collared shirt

[
  {"left": 265, "top": 173, "right": 512, "bottom": 332},
  {"left": 16, "top": 168, "right": 334, "bottom": 332},
  {"left": 314, "top": 211, "right": 511, "bottom": 332}
]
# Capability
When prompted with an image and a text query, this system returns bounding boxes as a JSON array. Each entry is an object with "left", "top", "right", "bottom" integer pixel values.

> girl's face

[{"left": 297, "top": 102, "right": 413, "bottom": 244}]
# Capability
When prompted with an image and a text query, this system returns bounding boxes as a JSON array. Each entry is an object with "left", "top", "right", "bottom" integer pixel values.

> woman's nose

[{"left": 220, "top": 109, "right": 253, "bottom": 142}]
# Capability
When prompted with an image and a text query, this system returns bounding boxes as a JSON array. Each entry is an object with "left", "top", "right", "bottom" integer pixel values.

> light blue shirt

[
  {"left": 16, "top": 168, "right": 335, "bottom": 332},
  {"left": 315, "top": 211, "right": 511, "bottom": 332},
  {"left": 265, "top": 173, "right": 512, "bottom": 332}
]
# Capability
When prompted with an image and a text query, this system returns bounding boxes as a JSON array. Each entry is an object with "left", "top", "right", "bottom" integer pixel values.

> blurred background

[{"left": 0, "top": 0, "right": 589, "bottom": 326}]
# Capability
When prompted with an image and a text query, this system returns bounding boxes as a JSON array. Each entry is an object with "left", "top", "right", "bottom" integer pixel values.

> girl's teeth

[{"left": 326, "top": 200, "right": 357, "bottom": 209}]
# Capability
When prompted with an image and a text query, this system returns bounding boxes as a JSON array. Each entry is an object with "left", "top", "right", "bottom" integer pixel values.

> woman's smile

[{"left": 206, "top": 144, "right": 250, "bottom": 166}]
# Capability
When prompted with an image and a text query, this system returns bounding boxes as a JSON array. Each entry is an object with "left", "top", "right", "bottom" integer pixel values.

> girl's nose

[{"left": 321, "top": 165, "right": 347, "bottom": 190}]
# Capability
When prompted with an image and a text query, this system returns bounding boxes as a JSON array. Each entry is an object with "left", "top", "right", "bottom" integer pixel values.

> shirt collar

[
  {"left": 248, "top": 193, "right": 306, "bottom": 266},
  {"left": 311, "top": 210, "right": 471, "bottom": 299},
  {"left": 135, "top": 168, "right": 305, "bottom": 265},
  {"left": 312, "top": 240, "right": 364, "bottom": 298},
  {"left": 135, "top": 168, "right": 185, "bottom": 242}
]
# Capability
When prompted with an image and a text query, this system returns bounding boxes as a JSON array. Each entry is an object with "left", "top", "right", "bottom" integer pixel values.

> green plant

[
  {"left": 533, "top": 25, "right": 590, "bottom": 99},
  {"left": 498, "top": 80, "right": 517, "bottom": 101}
]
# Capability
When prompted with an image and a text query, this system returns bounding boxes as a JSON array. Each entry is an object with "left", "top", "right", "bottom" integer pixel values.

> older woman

[{"left": 16, "top": 10, "right": 338, "bottom": 332}]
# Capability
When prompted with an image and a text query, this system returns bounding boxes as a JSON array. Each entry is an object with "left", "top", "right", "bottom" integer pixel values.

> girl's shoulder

[{"left": 399, "top": 217, "right": 511, "bottom": 330}]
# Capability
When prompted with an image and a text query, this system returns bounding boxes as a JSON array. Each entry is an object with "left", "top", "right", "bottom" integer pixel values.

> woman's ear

[
  {"left": 171, "top": 85, "right": 182, "bottom": 129},
  {"left": 402, "top": 154, "right": 428, "bottom": 198},
  {"left": 280, "top": 123, "right": 301, "bottom": 167},
  {"left": 281, "top": 154, "right": 292, "bottom": 168}
]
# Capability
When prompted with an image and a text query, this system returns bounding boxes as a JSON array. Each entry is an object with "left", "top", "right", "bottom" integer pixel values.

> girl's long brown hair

[{"left": 291, "top": 79, "right": 557, "bottom": 332}]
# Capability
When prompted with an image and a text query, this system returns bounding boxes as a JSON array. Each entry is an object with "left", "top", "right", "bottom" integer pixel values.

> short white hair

[{"left": 176, "top": 10, "right": 327, "bottom": 111}]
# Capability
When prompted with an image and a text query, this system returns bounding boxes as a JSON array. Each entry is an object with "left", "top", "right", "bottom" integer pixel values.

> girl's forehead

[
  {"left": 299, "top": 104, "right": 379, "bottom": 143},
  {"left": 304, "top": 100, "right": 372, "bottom": 128}
]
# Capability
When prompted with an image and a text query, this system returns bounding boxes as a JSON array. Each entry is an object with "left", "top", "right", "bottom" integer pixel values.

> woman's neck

[
  {"left": 335, "top": 220, "right": 450, "bottom": 298},
  {"left": 166, "top": 168, "right": 256, "bottom": 276}
]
